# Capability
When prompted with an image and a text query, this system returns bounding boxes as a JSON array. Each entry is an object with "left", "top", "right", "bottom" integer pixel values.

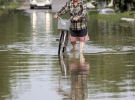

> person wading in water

[{"left": 54, "top": 0, "right": 89, "bottom": 52}]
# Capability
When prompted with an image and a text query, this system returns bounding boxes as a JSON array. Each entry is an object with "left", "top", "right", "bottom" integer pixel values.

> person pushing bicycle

[{"left": 54, "top": 0, "right": 89, "bottom": 53}]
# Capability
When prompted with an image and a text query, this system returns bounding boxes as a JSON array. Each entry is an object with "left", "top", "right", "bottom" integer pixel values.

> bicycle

[{"left": 57, "top": 16, "right": 71, "bottom": 55}]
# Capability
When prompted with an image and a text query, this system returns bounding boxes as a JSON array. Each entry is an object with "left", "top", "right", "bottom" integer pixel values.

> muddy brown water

[{"left": 0, "top": 10, "right": 135, "bottom": 100}]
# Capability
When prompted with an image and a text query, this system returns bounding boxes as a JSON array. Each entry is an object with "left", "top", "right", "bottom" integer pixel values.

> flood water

[{"left": 0, "top": 10, "right": 135, "bottom": 100}]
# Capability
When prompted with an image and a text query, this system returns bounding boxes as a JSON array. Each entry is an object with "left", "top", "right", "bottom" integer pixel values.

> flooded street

[{"left": 0, "top": 1, "right": 135, "bottom": 100}]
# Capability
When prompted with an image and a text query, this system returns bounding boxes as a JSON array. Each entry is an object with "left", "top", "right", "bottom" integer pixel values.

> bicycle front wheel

[{"left": 58, "top": 31, "right": 68, "bottom": 55}]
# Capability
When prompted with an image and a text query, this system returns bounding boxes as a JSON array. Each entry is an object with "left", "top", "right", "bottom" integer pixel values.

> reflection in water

[
  {"left": 57, "top": 54, "right": 70, "bottom": 98},
  {"left": 58, "top": 52, "right": 90, "bottom": 100},
  {"left": 70, "top": 52, "right": 90, "bottom": 100},
  {"left": 45, "top": 13, "right": 51, "bottom": 32},
  {"left": 24, "top": 11, "right": 54, "bottom": 54},
  {"left": 31, "top": 11, "right": 52, "bottom": 33},
  {"left": 32, "top": 11, "right": 37, "bottom": 31},
  {"left": 58, "top": 54, "right": 69, "bottom": 76}
]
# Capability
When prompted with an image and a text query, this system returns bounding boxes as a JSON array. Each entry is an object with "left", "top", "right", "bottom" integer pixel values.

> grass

[
  {"left": 0, "top": 2, "right": 22, "bottom": 15},
  {"left": 89, "top": 10, "right": 135, "bottom": 27},
  {"left": 7, "top": 2, "right": 22, "bottom": 9}
]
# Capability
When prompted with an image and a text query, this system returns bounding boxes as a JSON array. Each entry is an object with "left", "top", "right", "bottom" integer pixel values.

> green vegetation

[
  {"left": 89, "top": 11, "right": 135, "bottom": 21},
  {"left": 89, "top": 10, "right": 135, "bottom": 27},
  {"left": 0, "top": 2, "right": 22, "bottom": 15}
]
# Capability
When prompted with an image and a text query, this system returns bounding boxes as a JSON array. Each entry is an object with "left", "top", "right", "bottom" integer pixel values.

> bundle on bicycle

[{"left": 57, "top": 16, "right": 71, "bottom": 55}]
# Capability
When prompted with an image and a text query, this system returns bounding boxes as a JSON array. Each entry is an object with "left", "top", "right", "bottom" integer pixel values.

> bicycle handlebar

[{"left": 57, "top": 16, "right": 72, "bottom": 22}]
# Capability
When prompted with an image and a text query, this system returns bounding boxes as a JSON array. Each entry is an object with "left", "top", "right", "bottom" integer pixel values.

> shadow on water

[{"left": 0, "top": 10, "right": 135, "bottom": 100}]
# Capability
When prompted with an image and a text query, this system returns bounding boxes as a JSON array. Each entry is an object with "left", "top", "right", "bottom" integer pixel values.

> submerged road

[{"left": 8, "top": 1, "right": 134, "bottom": 100}]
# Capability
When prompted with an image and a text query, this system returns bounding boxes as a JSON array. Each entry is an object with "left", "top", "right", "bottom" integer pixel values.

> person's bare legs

[
  {"left": 71, "top": 42, "right": 77, "bottom": 50},
  {"left": 79, "top": 41, "right": 84, "bottom": 52}
]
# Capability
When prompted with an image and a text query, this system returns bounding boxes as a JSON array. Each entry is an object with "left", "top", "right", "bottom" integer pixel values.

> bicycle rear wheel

[{"left": 58, "top": 30, "right": 68, "bottom": 55}]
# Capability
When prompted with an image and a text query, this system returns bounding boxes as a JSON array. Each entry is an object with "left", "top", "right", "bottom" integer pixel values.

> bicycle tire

[
  {"left": 58, "top": 30, "right": 68, "bottom": 55},
  {"left": 64, "top": 30, "right": 69, "bottom": 46},
  {"left": 58, "top": 31, "right": 64, "bottom": 55}
]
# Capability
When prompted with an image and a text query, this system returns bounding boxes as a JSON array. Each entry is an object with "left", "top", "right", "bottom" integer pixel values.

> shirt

[{"left": 56, "top": 0, "right": 87, "bottom": 30}]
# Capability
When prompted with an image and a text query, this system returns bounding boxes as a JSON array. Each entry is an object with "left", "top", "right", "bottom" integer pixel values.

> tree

[
  {"left": 0, "top": 0, "right": 8, "bottom": 5},
  {"left": 113, "top": 0, "right": 135, "bottom": 12},
  {"left": 87, "top": 0, "right": 135, "bottom": 11}
]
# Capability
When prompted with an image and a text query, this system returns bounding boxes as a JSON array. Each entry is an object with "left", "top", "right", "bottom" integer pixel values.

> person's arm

[
  {"left": 53, "top": 1, "right": 70, "bottom": 19},
  {"left": 77, "top": 3, "right": 87, "bottom": 19},
  {"left": 57, "top": 2, "right": 70, "bottom": 16},
  {"left": 72, "top": 3, "right": 87, "bottom": 21}
]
